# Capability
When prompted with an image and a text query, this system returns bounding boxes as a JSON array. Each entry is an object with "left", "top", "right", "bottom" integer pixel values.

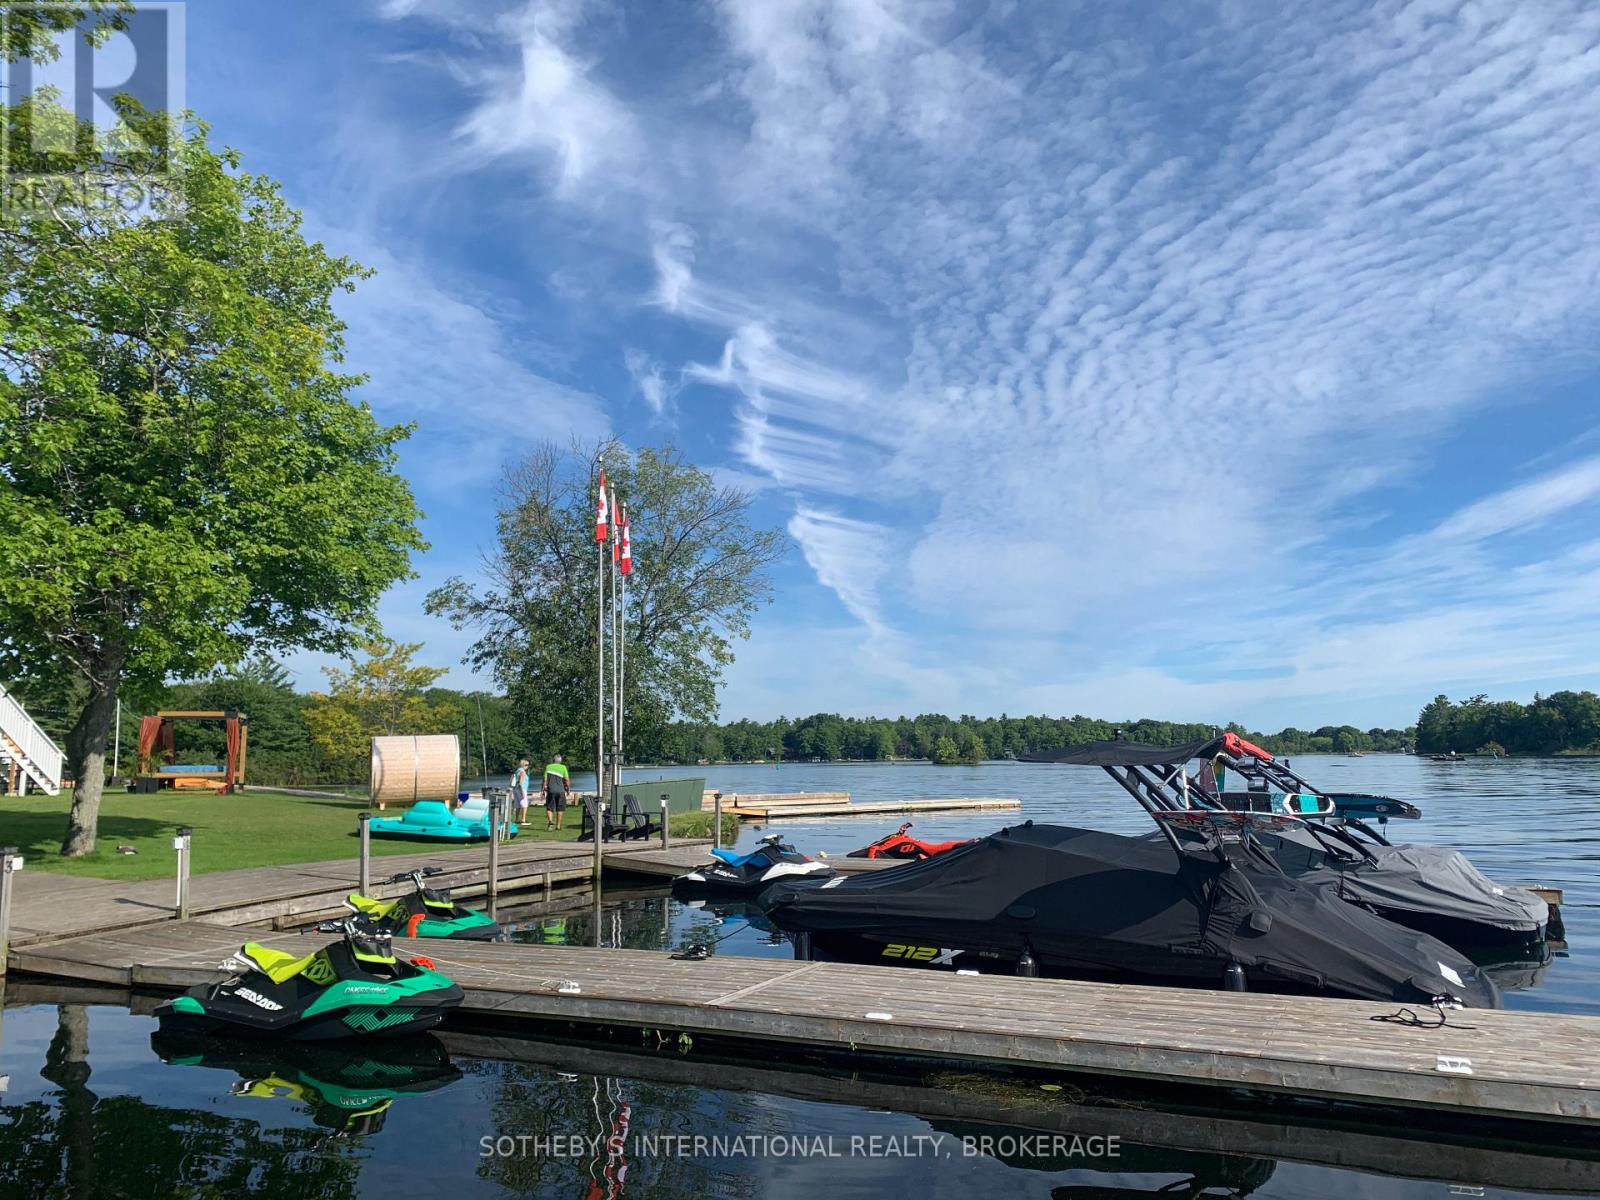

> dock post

[
  {"left": 591, "top": 795, "right": 604, "bottom": 882},
  {"left": 0, "top": 847, "right": 20, "bottom": 979},
  {"left": 358, "top": 813, "right": 371, "bottom": 896},
  {"left": 660, "top": 794, "right": 671, "bottom": 849},
  {"left": 173, "top": 826, "right": 193, "bottom": 920},
  {"left": 793, "top": 931, "right": 812, "bottom": 961},
  {"left": 712, "top": 792, "right": 722, "bottom": 850},
  {"left": 487, "top": 795, "right": 502, "bottom": 905}
]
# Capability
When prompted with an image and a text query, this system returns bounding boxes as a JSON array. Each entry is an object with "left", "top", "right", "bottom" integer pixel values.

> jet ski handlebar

[{"left": 381, "top": 866, "right": 444, "bottom": 886}]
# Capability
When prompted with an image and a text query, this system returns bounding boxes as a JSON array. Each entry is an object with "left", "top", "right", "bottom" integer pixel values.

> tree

[
  {"left": 0, "top": 87, "right": 423, "bottom": 852},
  {"left": 303, "top": 642, "right": 454, "bottom": 781},
  {"left": 930, "top": 735, "right": 961, "bottom": 765},
  {"left": 427, "top": 441, "right": 786, "bottom": 769}
]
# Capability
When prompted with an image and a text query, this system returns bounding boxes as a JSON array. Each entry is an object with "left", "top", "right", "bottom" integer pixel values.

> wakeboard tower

[
  {"left": 848, "top": 822, "right": 974, "bottom": 860},
  {"left": 345, "top": 866, "right": 502, "bottom": 940},
  {"left": 1033, "top": 735, "right": 1553, "bottom": 947},
  {"left": 154, "top": 919, "right": 464, "bottom": 1040},
  {"left": 760, "top": 815, "right": 1501, "bottom": 1007},
  {"left": 672, "top": 833, "right": 834, "bottom": 896}
]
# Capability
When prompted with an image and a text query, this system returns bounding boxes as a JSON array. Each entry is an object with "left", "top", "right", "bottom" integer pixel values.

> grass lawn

[{"left": 2, "top": 787, "right": 597, "bottom": 881}]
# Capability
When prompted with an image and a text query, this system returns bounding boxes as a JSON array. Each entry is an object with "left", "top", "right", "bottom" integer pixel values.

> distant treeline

[
  {"left": 1415, "top": 691, "right": 1600, "bottom": 756},
  {"left": 642, "top": 713, "right": 1416, "bottom": 765}
]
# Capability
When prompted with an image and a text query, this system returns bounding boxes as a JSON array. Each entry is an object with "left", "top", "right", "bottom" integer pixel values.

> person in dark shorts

[{"left": 543, "top": 756, "right": 571, "bottom": 830}]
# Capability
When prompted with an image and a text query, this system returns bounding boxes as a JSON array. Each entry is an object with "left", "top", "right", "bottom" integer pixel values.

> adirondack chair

[
  {"left": 617, "top": 792, "right": 662, "bottom": 841},
  {"left": 576, "top": 796, "right": 629, "bottom": 842}
]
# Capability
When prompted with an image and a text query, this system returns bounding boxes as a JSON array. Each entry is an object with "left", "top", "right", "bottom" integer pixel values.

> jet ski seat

[
  {"left": 455, "top": 795, "right": 491, "bottom": 822},
  {"left": 710, "top": 847, "right": 759, "bottom": 867},
  {"left": 239, "top": 943, "right": 320, "bottom": 984}
]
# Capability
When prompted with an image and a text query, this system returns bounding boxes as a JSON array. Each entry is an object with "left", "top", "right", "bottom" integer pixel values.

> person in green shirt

[{"left": 543, "top": 755, "right": 571, "bottom": 830}]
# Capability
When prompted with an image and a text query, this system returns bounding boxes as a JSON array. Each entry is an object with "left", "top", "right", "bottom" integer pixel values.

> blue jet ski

[{"left": 672, "top": 834, "right": 835, "bottom": 896}]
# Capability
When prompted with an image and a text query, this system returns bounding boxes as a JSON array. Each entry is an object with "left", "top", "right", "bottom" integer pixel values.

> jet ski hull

[{"left": 154, "top": 937, "right": 464, "bottom": 1041}]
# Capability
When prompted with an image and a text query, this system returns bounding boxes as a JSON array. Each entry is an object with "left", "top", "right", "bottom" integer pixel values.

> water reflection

[
  {"left": 149, "top": 1029, "right": 462, "bottom": 1136},
  {"left": 4, "top": 999, "right": 1599, "bottom": 1199}
]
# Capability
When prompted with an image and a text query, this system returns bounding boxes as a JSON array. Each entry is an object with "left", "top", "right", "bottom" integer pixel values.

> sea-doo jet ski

[
  {"left": 154, "top": 919, "right": 464, "bottom": 1040},
  {"left": 761, "top": 814, "right": 1501, "bottom": 1006},
  {"left": 344, "top": 866, "right": 502, "bottom": 940},
  {"left": 1037, "top": 735, "right": 1552, "bottom": 946},
  {"left": 150, "top": 1030, "right": 462, "bottom": 1135},
  {"left": 848, "top": 822, "right": 974, "bottom": 860},
  {"left": 672, "top": 833, "right": 834, "bottom": 896}
]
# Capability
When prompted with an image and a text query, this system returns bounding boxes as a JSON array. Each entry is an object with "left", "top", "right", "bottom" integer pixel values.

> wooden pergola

[{"left": 136, "top": 710, "right": 248, "bottom": 794}]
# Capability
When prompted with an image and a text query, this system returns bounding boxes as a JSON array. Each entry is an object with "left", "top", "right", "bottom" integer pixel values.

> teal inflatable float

[{"left": 368, "top": 795, "right": 517, "bottom": 842}]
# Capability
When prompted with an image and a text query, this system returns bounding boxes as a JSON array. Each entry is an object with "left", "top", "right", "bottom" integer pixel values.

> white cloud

[{"left": 623, "top": 347, "right": 671, "bottom": 416}]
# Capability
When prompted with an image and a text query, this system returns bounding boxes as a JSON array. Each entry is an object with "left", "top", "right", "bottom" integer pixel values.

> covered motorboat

[
  {"left": 761, "top": 816, "right": 1500, "bottom": 1006},
  {"left": 1034, "top": 735, "right": 1551, "bottom": 946}
]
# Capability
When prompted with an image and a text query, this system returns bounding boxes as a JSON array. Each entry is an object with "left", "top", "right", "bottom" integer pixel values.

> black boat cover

[
  {"left": 1022, "top": 738, "right": 1225, "bottom": 767},
  {"left": 1260, "top": 827, "right": 1548, "bottom": 935},
  {"left": 762, "top": 822, "right": 1500, "bottom": 1006}
]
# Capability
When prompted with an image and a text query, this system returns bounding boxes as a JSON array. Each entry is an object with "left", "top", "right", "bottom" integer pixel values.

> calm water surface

[{"left": 3, "top": 756, "right": 1595, "bottom": 1198}]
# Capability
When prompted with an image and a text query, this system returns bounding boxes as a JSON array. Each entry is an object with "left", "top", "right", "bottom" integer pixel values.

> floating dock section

[
  {"left": 11, "top": 920, "right": 1600, "bottom": 1126},
  {"left": 703, "top": 790, "right": 1021, "bottom": 820}
]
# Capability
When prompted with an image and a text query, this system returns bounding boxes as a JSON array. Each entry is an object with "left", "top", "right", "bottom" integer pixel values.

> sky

[{"left": 89, "top": 1, "right": 1600, "bottom": 727}]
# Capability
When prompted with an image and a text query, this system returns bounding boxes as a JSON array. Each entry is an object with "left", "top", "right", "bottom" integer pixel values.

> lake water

[{"left": 4, "top": 756, "right": 1596, "bottom": 1197}]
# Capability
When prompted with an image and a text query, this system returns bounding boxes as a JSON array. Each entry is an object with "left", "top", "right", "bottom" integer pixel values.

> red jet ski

[{"left": 848, "top": 823, "right": 974, "bottom": 860}]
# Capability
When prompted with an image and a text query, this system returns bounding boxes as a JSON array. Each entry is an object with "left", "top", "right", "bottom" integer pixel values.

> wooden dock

[
  {"left": 12, "top": 919, "right": 1600, "bottom": 1126},
  {"left": 599, "top": 843, "right": 896, "bottom": 880},
  {"left": 726, "top": 796, "right": 1021, "bottom": 820},
  {"left": 2, "top": 838, "right": 707, "bottom": 946}
]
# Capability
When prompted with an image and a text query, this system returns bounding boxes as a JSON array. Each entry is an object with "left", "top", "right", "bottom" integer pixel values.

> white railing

[{"left": 0, "top": 680, "right": 64, "bottom": 794}]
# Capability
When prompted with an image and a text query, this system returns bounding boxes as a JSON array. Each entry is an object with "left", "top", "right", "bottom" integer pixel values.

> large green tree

[
  {"left": 0, "top": 86, "right": 423, "bottom": 852},
  {"left": 427, "top": 440, "right": 787, "bottom": 770}
]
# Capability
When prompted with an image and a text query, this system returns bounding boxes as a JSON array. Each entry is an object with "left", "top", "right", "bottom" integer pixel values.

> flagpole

[
  {"left": 617, "top": 541, "right": 627, "bottom": 797},
  {"left": 596, "top": 459, "right": 607, "bottom": 812},
  {"left": 610, "top": 504, "right": 621, "bottom": 796}
]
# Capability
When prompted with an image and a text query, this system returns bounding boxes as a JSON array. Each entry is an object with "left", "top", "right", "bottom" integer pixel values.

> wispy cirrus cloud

[{"left": 382, "top": 0, "right": 1600, "bottom": 722}]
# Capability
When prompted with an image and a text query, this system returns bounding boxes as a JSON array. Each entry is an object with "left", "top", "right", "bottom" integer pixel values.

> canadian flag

[
  {"left": 619, "top": 507, "right": 633, "bottom": 576},
  {"left": 595, "top": 471, "right": 609, "bottom": 543},
  {"left": 610, "top": 488, "right": 620, "bottom": 563}
]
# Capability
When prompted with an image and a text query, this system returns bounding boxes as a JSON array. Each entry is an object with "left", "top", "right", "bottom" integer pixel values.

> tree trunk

[{"left": 60, "top": 677, "right": 120, "bottom": 858}]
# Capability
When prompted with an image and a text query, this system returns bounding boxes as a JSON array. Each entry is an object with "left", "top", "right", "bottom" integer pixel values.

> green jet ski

[
  {"left": 154, "top": 919, "right": 464, "bottom": 1040},
  {"left": 344, "top": 866, "right": 502, "bottom": 940},
  {"left": 150, "top": 1030, "right": 463, "bottom": 1135}
]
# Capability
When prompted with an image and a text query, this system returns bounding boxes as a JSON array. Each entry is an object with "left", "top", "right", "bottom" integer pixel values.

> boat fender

[
  {"left": 1223, "top": 962, "right": 1248, "bottom": 991},
  {"left": 1015, "top": 946, "right": 1038, "bottom": 977}
]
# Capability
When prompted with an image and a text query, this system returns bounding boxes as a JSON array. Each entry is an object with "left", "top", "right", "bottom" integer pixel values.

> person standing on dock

[
  {"left": 509, "top": 758, "right": 533, "bottom": 830},
  {"left": 544, "top": 755, "right": 571, "bottom": 831}
]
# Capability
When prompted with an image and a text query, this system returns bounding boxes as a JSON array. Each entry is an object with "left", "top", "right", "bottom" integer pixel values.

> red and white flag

[
  {"left": 610, "top": 488, "right": 620, "bottom": 563},
  {"left": 595, "top": 471, "right": 609, "bottom": 543},
  {"left": 619, "top": 507, "right": 633, "bottom": 576}
]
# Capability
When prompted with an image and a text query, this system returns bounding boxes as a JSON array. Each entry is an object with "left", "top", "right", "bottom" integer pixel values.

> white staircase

[{"left": 0, "top": 680, "right": 65, "bottom": 795}]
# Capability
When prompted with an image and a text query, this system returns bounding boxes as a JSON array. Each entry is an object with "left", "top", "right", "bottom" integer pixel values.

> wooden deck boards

[
  {"left": 5, "top": 838, "right": 707, "bottom": 945},
  {"left": 733, "top": 797, "right": 1022, "bottom": 819},
  {"left": 13, "top": 920, "right": 1600, "bottom": 1124},
  {"left": 601, "top": 844, "right": 894, "bottom": 879}
]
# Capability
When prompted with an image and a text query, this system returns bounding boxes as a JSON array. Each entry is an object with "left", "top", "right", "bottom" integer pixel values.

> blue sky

[{"left": 159, "top": 0, "right": 1600, "bottom": 727}]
